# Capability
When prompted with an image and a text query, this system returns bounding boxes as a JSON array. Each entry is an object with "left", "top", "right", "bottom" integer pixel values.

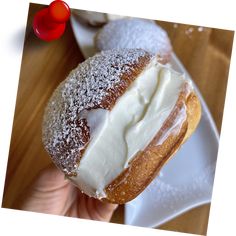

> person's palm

[{"left": 15, "top": 165, "right": 117, "bottom": 221}]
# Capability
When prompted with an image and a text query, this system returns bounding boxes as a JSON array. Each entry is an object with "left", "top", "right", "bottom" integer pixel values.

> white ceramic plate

[{"left": 70, "top": 13, "right": 219, "bottom": 228}]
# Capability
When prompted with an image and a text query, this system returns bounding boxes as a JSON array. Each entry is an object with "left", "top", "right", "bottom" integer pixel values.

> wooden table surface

[{"left": 2, "top": 3, "right": 234, "bottom": 235}]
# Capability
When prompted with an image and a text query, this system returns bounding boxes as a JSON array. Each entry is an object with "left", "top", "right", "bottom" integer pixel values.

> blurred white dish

[
  {"left": 72, "top": 9, "right": 125, "bottom": 26},
  {"left": 70, "top": 13, "right": 219, "bottom": 227}
]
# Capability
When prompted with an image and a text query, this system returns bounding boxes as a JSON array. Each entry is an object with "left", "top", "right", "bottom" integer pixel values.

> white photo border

[{"left": 0, "top": 0, "right": 235, "bottom": 235}]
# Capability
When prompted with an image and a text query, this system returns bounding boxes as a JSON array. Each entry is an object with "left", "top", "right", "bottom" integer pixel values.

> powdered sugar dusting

[
  {"left": 42, "top": 49, "right": 149, "bottom": 176},
  {"left": 95, "top": 18, "right": 172, "bottom": 58}
]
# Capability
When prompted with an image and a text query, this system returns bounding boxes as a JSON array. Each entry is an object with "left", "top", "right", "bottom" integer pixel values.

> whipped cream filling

[{"left": 70, "top": 58, "right": 191, "bottom": 198}]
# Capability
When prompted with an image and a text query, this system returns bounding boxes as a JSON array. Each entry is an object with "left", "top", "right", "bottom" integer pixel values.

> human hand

[{"left": 14, "top": 165, "right": 118, "bottom": 221}]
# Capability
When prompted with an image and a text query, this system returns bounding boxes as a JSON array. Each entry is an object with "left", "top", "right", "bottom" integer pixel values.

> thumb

[{"left": 14, "top": 164, "right": 74, "bottom": 215}]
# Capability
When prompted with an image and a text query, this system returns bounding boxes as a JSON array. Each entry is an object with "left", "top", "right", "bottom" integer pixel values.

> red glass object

[{"left": 33, "top": 0, "right": 70, "bottom": 41}]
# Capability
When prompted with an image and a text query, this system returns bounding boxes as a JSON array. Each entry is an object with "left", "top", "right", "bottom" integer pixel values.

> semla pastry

[
  {"left": 42, "top": 49, "right": 201, "bottom": 204},
  {"left": 95, "top": 18, "right": 172, "bottom": 64}
]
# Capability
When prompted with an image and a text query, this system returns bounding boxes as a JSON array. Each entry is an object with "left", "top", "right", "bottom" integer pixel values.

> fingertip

[{"left": 95, "top": 199, "right": 119, "bottom": 211}]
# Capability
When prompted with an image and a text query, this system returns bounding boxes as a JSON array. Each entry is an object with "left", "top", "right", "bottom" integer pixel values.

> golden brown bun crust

[{"left": 103, "top": 91, "right": 201, "bottom": 204}]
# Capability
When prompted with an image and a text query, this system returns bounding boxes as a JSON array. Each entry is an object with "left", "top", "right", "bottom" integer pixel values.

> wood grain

[{"left": 1, "top": 3, "right": 234, "bottom": 235}]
